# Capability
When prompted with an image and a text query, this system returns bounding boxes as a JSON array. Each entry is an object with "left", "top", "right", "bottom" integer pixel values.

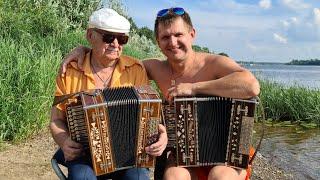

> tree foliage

[
  {"left": 0, "top": 0, "right": 100, "bottom": 39},
  {"left": 136, "top": 27, "right": 156, "bottom": 44},
  {"left": 192, "top": 45, "right": 212, "bottom": 53},
  {"left": 286, "top": 59, "right": 320, "bottom": 65},
  {"left": 218, "top": 52, "right": 229, "bottom": 57}
]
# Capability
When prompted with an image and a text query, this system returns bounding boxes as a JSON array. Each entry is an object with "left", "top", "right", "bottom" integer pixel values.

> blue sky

[{"left": 120, "top": 0, "right": 319, "bottom": 62}]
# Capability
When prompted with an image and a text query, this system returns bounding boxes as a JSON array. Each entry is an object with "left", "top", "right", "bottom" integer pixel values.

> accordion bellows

[
  {"left": 66, "top": 85, "right": 162, "bottom": 176},
  {"left": 164, "top": 96, "right": 257, "bottom": 169}
]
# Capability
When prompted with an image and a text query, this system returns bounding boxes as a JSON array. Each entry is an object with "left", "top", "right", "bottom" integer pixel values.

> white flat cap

[{"left": 88, "top": 8, "right": 130, "bottom": 34}]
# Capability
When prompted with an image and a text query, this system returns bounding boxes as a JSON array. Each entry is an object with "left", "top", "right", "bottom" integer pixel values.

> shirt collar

[{"left": 69, "top": 51, "right": 141, "bottom": 78}]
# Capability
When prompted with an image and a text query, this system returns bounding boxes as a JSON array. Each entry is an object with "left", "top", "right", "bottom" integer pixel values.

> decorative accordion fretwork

[
  {"left": 164, "top": 96, "right": 257, "bottom": 169},
  {"left": 65, "top": 85, "right": 161, "bottom": 176}
]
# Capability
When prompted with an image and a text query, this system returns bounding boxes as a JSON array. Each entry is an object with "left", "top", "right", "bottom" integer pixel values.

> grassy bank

[
  {"left": 0, "top": 30, "right": 88, "bottom": 143},
  {"left": 259, "top": 80, "right": 320, "bottom": 127},
  {"left": 0, "top": 33, "right": 160, "bottom": 144}
]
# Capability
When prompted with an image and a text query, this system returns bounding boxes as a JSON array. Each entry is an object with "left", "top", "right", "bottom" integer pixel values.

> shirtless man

[{"left": 61, "top": 7, "right": 260, "bottom": 180}]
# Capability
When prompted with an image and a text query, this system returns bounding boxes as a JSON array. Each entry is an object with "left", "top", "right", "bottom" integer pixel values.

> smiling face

[
  {"left": 156, "top": 17, "right": 195, "bottom": 63},
  {"left": 87, "top": 28, "right": 125, "bottom": 61}
]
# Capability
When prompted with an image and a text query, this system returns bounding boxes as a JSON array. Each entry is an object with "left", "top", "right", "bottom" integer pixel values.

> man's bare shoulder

[
  {"left": 142, "top": 58, "right": 168, "bottom": 80},
  {"left": 198, "top": 52, "right": 232, "bottom": 63},
  {"left": 198, "top": 52, "right": 241, "bottom": 68},
  {"left": 142, "top": 58, "right": 167, "bottom": 71},
  {"left": 143, "top": 58, "right": 165, "bottom": 66}
]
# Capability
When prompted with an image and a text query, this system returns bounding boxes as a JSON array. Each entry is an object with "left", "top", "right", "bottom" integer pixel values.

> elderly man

[
  {"left": 61, "top": 7, "right": 260, "bottom": 180},
  {"left": 50, "top": 8, "right": 167, "bottom": 180}
]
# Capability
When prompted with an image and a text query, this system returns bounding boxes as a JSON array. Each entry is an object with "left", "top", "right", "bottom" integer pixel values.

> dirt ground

[
  {"left": 0, "top": 129, "right": 293, "bottom": 180},
  {"left": 0, "top": 129, "right": 61, "bottom": 180}
]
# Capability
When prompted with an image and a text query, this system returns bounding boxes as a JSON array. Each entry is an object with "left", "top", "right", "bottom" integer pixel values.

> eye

[
  {"left": 175, "top": 33, "right": 183, "bottom": 37},
  {"left": 161, "top": 35, "right": 170, "bottom": 40}
]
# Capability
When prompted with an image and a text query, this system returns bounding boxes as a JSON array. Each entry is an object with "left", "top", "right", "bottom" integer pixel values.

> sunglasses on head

[
  {"left": 157, "top": 7, "right": 185, "bottom": 17},
  {"left": 94, "top": 29, "right": 129, "bottom": 45}
]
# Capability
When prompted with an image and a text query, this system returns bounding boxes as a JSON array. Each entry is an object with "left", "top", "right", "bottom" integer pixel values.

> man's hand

[
  {"left": 145, "top": 124, "right": 168, "bottom": 156},
  {"left": 60, "top": 46, "right": 90, "bottom": 77},
  {"left": 166, "top": 83, "right": 196, "bottom": 101},
  {"left": 61, "top": 137, "right": 83, "bottom": 161}
]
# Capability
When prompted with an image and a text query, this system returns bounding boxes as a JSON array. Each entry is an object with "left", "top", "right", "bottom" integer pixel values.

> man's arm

[
  {"left": 167, "top": 55, "right": 260, "bottom": 99},
  {"left": 60, "top": 46, "right": 90, "bottom": 76},
  {"left": 135, "top": 61, "right": 168, "bottom": 157},
  {"left": 193, "top": 70, "right": 259, "bottom": 98},
  {"left": 50, "top": 106, "right": 83, "bottom": 161},
  {"left": 51, "top": 72, "right": 83, "bottom": 161}
]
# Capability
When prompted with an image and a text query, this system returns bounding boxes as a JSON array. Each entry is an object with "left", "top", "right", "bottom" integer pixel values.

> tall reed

[
  {"left": 0, "top": 30, "right": 88, "bottom": 142},
  {"left": 259, "top": 79, "right": 320, "bottom": 126}
]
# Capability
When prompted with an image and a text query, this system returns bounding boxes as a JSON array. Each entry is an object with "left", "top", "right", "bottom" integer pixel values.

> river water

[
  {"left": 254, "top": 125, "right": 320, "bottom": 180},
  {"left": 244, "top": 63, "right": 320, "bottom": 89},
  {"left": 243, "top": 64, "right": 320, "bottom": 179}
]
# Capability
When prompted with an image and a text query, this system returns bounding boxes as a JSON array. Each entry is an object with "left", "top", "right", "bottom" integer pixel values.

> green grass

[
  {"left": 0, "top": 30, "right": 88, "bottom": 142},
  {"left": 259, "top": 79, "right": 320, "bottom": 126},
  {"left": 0, "top": 28, "right": 159, "bottom": 143}
]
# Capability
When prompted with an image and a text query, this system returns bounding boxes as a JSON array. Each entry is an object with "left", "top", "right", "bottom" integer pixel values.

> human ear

[
  {"left": 190, "top": 28, "right": 196, "bottom": 39},
  {"left": 86, "top": 29, "right": 94, "bottom": 43}
]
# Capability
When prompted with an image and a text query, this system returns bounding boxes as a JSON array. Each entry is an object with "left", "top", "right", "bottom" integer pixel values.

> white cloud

[
  {"left": 314, "top": 8, "right": 320, "bottom": 26},
  {"left": 259, "top": 0, "right": 271, "bottom": 9},
  {"left": 246, "top": 42, "right": 258, "bottom": 51},
  {"left": 277, "top": 8, "right": 320, "bottom": 42},
  {"left": 290, "top": 17, "right": 298, "bottom": 24},
  {"left": 281, "top": 0, "right": 311, "bottom": 11},
  {"left": 198, "top": 0, "right": 262, "bottom": 15},
  {"left": 281, "top": 17, "right": 299, "bottom": 28},
  {"left": 282, "top": 20, "right": 290, "bottom": 28},
  {"left": 273, "top": 33, "right": 288, "bottom": 43}
]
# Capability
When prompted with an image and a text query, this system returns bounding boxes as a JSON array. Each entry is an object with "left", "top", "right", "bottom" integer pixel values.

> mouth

[
  {"left": 168, "top": 46, "right": 182, "bottom": 54},
  {"left": 168, "top": 46, "right": 181, "bottom": 52},
  {"left": 106, "top": 48, "right": 118, "bottom": 53}
]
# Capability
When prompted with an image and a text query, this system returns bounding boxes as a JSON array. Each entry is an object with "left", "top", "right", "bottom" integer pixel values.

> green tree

[
  {"left": 192, "top": 45, "right": 202, "bottom": 52},
  {"left": 192, "top": 45, "right": 211, "bottom": 53},
  {"left": 137, "top": 27, "right": 156, "bottom": 43},
  {"left": 218, "top": 52, "right": 229, "bottom": 57}
]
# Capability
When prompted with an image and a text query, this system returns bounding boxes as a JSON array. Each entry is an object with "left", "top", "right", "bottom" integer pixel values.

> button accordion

[
  {"left": 65, "top": 85, "right": 162, "bottom": 176},
  {"left": 163, "top": 96, "right": 257, "bottom": 169}
]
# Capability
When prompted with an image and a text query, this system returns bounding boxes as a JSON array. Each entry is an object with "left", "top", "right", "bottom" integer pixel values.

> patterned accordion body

[
  {"left": 65, "top": 85, "right": 161, "bottom": 176},
  {"left": 164, "top": 96, "right": 257, "bottom": 169}
]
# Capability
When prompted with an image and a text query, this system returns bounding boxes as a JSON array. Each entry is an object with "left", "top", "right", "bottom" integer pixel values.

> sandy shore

[{"left": 0, "top": 129, "right": 293, "bottom": 180}]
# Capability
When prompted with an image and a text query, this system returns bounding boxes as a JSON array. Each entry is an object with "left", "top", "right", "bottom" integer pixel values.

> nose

[
  {"left": 168, "top": 36, "right": 177, "bottom": 47},
  {"left": 110, "top": 38, "right": 120, "bottom": 47}
]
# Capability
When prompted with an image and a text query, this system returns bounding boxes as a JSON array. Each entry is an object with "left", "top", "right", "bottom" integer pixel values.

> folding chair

[{"left": 51, "top": 149, "right": 67, "bottom": 180}]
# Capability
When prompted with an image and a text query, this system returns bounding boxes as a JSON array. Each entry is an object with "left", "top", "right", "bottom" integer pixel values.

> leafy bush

[
  {"left": 124, "top": 31, "right": 164, "bottom": 59},
  {"left": 54, "top": 0, "right": 100, "bottom": 30},
  {"left": 0, "top": 0, "right": 100, "bottom": 40}
]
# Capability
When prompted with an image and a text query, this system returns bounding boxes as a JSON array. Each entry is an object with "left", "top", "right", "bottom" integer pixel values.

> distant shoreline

[{"left": 238, "top": 59, "right": 320, "bottom": 66}]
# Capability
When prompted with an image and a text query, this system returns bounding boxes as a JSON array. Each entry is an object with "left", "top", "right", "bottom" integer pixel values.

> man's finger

[
  {"left": 158, "top": 124, "right": 166, "bottom": 133},
  {"left": 61, "top": 62, "right": 67, "bottom": 77}
]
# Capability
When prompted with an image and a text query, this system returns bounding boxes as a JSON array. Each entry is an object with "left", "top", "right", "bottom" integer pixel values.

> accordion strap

[
  {"left": 52, "top": 93, "right": 79, "bottom": 107},
  {"left": 249, "top": 96, "right": 265, "bottom": 165}
]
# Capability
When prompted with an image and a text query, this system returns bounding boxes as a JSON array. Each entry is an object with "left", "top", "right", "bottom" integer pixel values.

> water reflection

[{"left": 254, "top": 125, "right": 320, "bottom": 179}]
